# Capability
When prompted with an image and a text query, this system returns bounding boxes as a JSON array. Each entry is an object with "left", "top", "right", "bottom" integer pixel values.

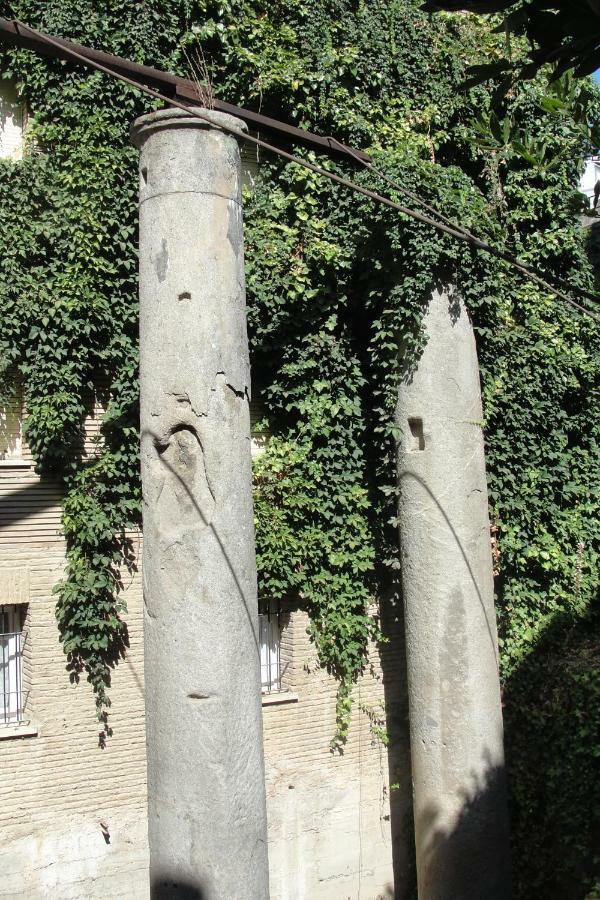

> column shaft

[
  {"left": 396, "top": 290, "right": 510, "bottom": 899},
  {"left": 132, "top": 107, "right": 269, "bottom": 900}
]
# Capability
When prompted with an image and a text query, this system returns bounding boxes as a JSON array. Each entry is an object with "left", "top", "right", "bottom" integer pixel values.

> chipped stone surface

[
  {"left": 132, "top": 108, "right": 269, "bottom": 899},
  {"left": 395, "top": 290, "right": 511, "bottom": 899}
]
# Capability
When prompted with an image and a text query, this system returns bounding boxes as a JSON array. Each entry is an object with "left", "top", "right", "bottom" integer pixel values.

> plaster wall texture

[
  {"left": 131, "top": 107, "right": 269, "bottom": 900},
  {"left": 395, "top": 290, "right": 511, "bottom": 899},
  {"left": 0, "top": 465, "right": 148, "bottom": 899}
]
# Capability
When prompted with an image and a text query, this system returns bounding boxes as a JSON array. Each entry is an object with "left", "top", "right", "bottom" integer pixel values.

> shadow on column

[
  {"left": 151, "top": 874, "right": 205, "bottom": 899},
  {"left": 416, "top": 759, "right": 511, "bottom": 900},
  {"left": 379, "top": 581, "right": 417, "bottom": 900}
]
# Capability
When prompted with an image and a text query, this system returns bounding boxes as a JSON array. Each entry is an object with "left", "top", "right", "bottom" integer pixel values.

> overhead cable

[
  {"left": 13, "top": 20, "right": 600, "bottom": 324},
  {"left": 331, "top": 137, "right": 600, "bottom": 311}
]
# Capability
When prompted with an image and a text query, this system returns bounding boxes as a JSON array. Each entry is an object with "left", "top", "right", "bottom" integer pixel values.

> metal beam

[{"left": 0, "top": 18, "right": 370, "bottom": 162}]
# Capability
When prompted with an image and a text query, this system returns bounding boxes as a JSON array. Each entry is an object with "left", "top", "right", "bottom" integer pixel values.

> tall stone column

[
  {"left": 395, "top": 290, "right": 511, "bottom": 899},
  {"left": 131, "top": 108, "right": 269, "bottom": 900}
]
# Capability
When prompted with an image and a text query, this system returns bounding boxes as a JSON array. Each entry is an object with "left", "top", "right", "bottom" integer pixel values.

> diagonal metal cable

[
  {"left": 328, "top": 136, "right": 477, "bottom": 236},
  {"left": 13, "top": 19, "right": 600, "bottom": 324},
  {"left": 330, "top": 136, "right": 600, "bottom": 310}
]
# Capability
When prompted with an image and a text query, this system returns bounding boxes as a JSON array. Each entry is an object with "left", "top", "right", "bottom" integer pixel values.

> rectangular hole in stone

[{"left": 408, "top": 417, "right": 425, "bottom": 451}]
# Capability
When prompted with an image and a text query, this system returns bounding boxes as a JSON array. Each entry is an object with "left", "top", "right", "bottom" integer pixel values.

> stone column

[
  {"left": 395, "top": 290, "right": 511, "bottom": 899},
  {"left": 131, "top": 108, "right": 269, "bottom": 900}
]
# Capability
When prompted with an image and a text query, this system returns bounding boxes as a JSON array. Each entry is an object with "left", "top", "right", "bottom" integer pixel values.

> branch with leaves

[{"left": 423, "top": 0, "right": 600, "bottom": 85}]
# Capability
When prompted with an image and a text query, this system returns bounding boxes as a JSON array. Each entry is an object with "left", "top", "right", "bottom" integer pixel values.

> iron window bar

[
  {"left": 259, "top": 599, "right": 281, "bottom": 694},
  {"left": 1, "top": 606, "right": 27, "bottom": 725}
]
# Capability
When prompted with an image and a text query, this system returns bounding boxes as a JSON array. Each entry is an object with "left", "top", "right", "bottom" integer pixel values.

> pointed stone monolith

[{"left": 396, "top": 289, "right": 511, "bottom": 900}]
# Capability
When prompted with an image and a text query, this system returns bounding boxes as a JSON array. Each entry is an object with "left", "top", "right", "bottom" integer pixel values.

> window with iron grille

[
  {"left": 241, "top": 137, "right": 260, "bottom": 192},
  {"left": 259, "top": 599, "right": 280, "bottom": 693},
  {"left": 1, "top": 604, "right": 27, "bottom": 725}
]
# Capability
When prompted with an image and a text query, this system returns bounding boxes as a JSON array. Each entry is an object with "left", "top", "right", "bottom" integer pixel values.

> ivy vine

[{"left": 0, "top": 1, "right": 597, "bottom": 895}]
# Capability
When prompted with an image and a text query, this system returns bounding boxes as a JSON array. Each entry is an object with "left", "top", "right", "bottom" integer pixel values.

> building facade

[
  {"left": 0, "top": 385, "right": 411, "bottom": 899},
  {"left": 0, "top": 394, "right": 149, "bottom": 899},
  {"left": 0, "top": 83, "right": 412, "bottom": 899}
]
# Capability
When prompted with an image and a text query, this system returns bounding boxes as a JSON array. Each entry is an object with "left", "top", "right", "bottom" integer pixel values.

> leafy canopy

[{"left": 422, "top": 0, "right": 600, "bottom": 84}]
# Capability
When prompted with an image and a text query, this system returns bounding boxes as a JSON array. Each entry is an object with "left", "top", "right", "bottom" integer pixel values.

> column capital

[{"left": 130, "top": 105, "right": 247, "bottom": 148}]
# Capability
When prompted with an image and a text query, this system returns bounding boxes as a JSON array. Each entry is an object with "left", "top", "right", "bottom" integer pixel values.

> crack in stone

[
  {"left": 165, "top": 390, "right": 206, "bottom": 420},
  {"left": 143, "top": 590, "right": 157, "bottom": 620},
  {"left": 225, "top": 381, "right": 247, "bottom": 400}
]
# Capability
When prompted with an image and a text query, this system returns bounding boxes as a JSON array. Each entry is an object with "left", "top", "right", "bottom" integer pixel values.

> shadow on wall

[
  {"left": 0, "top": 480, "right": 66, "bottom": 528},
  {"left": 379, "top": 583, "right": 417, "bottom": 900}
]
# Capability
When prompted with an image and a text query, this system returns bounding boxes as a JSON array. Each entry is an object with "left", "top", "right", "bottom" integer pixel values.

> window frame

[
  {"left": 0, "top": 78, "right": 25, "bottom": 161},
  {"left": 259, "top": 598, "right": 281, "bottom": 694},
  {"left": 0, "top": 377, "right": 30, "bottom": 467},
  {"left": 0, "top": 603, "right": 28, "bottom": 726}
]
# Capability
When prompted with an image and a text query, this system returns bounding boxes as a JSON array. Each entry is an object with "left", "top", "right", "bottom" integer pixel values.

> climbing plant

[{"left": 0, "top": 1, "right": 597, "bottom": 895}]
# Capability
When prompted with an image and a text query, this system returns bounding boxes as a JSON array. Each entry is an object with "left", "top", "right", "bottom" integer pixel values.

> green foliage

[
  {"left": 0, "top": 0, "right": 597, "bottom": 894},
  {"left": 422, "top": 0, "right": 600, "bottom": 83},
  {"left": 0, "top": 0, "right": 194, "bottom": 736}
]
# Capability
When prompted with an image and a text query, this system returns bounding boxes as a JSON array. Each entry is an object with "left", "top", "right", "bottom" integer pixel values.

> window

[
  {"left": 0, "top": 379, "right": 24, "bottom": 463},
  {"left": 249, "top": 383, "right": 270, "bottom": 458},
  {"left": 241, "top": 139, "right": 260, "bottom": 192},
  {"left": 0, "top": 79, "right": 24, "bottom": 161},
  {"left": 1, "top": 604, "right": 27, "bottom": 725},
  {"left": 259, "top": 599, "right": 281, "bottom": 693},
  {"left": 580, "top": 155, "right": 600, "bottom": 209},
  {"left": 250, "top": 394, "right": 269, "bottom": 459}
]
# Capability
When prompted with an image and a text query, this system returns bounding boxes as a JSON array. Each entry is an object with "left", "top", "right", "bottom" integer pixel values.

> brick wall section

[
  {"left": 0, "top": 403, "right": 413, "bottom": 899},
  {"left": 262, "top": 601, "right": 413, "bottom": 900},
  {"left": 0, "top": 466, "right": 149, "bottom": 900}
]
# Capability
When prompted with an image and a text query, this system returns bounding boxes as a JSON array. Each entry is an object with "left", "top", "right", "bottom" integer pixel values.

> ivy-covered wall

[{"left": 0, "top": 2, "right": 597, "bottom": 897}]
